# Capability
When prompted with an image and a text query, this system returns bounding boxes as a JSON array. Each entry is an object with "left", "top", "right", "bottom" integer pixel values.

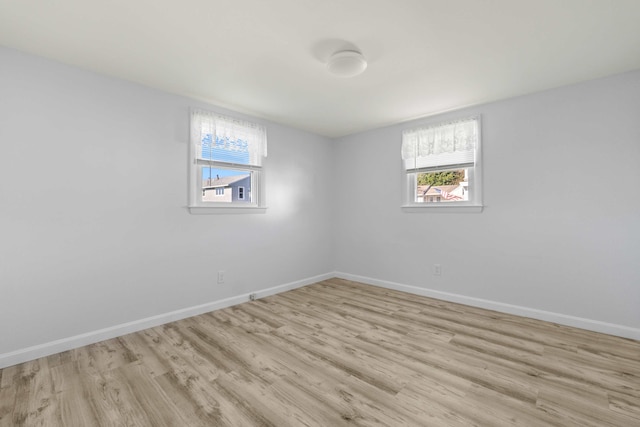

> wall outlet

[
  {"left": 249, "top": 293, "right": 257, "bottom": 301},
  {"left": 433, "top": 264, "right": 442, "bottom": 276},
  {"left": 217, "top": 270, "right": 225, "bottom": 284}
]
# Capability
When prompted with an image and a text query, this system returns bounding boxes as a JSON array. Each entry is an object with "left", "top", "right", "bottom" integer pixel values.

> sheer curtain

[
  {"left": 402, "top": 117, "right": 478, "bottom": 171},
  {"left": 191, "top": 109, "right": 267, "bottom": 166}
]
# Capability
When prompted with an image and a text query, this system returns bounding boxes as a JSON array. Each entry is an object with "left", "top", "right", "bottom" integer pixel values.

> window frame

[
  {"left": 188, "top": 109, "right": 267, "bottom": 214},
  {"left": 401, "top": 115, "right": 483, "bottom": 213}
]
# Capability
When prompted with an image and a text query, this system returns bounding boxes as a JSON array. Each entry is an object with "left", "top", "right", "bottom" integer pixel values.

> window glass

[
  {"left": 401, "top": 116, "right": 482, "bottom": 208},
  {"left": 189, "top": 110, "right": 267, "bottom": 211}
]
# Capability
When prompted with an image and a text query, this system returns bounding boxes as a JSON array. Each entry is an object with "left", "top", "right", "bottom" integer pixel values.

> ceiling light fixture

[{"left": 327, "top": 50, "right": 367, "bottom": 78}]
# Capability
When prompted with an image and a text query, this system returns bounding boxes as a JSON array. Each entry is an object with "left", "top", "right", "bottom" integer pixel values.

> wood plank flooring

[{"left": 1, "top": 278, "right": 639, "bottom": 426}]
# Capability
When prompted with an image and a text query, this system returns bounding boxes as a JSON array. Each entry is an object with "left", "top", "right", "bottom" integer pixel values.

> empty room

[{"left": 1, "top": 1, "right": 639, "bottom": 426}]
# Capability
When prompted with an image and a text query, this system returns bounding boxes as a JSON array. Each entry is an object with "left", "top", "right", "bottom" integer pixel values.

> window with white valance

[
  {"left": 401, "top": 116, "right": 482, "bottom": 211},
  {"left": 189, "top": 109, "right": 268, "bottom": 213}
]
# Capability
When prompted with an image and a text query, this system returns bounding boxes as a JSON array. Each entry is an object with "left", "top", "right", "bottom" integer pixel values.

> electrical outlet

[
  {"left": 217, "top": 270, "right": 225, "bottom": 284},
  {"left": 249, "top": 293, "right": 257, "bottom": 301},
  {"left": 433, "top": 264, "right": 442, "bottom": 276}
]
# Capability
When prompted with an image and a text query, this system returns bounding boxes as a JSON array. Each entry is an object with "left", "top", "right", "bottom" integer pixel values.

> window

[
  {"left": 401, "top": 116, "right": 482, "bottom": 211},
  {"left": 189, "top": 109, "right": 267, "bottom": 212}
]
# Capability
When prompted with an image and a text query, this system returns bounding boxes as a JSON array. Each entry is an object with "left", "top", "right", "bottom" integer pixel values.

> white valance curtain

[
  {"left": 191, "top": 109, "right": 267, "bottom": 167},
  {"left": 401, "top": 117, "right": 478, "bottom": 171}
]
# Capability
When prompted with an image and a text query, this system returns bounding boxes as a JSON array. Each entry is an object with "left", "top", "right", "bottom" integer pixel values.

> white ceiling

[{"left": 2, "top": 0, "right": 640, "bottom": 137}]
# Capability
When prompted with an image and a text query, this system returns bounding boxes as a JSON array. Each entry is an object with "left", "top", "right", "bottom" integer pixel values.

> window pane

[
  {"left": 415, "top": 169, "right": 468, "bottom": 203},
  {"left": 202, "top": 167, "right": 251, "bottom": 203},
  {"left": 201, "top": 134, "right": 251, "bottom": 165}
]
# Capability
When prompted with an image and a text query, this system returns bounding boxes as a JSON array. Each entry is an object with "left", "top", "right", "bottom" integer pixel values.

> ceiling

[{"left": 1, "top": 0, "right": 640, "bottom": 138}]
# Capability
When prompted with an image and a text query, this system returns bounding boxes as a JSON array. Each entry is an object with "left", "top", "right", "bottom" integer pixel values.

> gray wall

[
  {"left": 333, "top": 70, "right": 640, "bottom": 333},
  {"left": 0, "top": 47, "right": 335, "bottom": 356}
]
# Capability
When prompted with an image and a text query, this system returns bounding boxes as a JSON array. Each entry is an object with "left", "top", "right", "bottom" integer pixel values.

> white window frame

[
  {"left": 188, "top": 109, "right": 267, "bottom": 214},
  {"left": 237, "top": 186, "right": 245, "bottom": 200},
  {"left": 401, "top": 115, "right": 483, "bottom": 213}
]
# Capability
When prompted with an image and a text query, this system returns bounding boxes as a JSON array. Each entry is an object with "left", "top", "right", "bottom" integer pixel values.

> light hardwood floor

[{"left": 1, "top": 278, "right": 639, "bottom": 426}]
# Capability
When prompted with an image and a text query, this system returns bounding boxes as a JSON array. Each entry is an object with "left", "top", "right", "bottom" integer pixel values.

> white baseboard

[
  {"left": 4, "top": 271, "right": 636, "bottom": 369},
  {"left": 334, "top": 272, "right": 640, "bottom": 341},
  {"left": 0, "top": 272, "right": 334, "bottom": 369}
]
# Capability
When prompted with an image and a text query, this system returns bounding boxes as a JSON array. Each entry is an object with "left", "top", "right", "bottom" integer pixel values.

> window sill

[
  {"left": 401, "top": 204, "right": 483, "bottom": 213},
  {"left": 188, "top": 205, "right": 268, "bottom": 215}
]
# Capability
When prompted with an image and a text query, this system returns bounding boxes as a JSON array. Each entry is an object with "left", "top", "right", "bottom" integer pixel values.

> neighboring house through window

[
  {"left": 202, "top": 175, "right": 251, "bottom": 202},
  {"left": 189, "top": 109, "right": 267, "bottom": 212},
  {"left": 401, "top": 116, "right": 482, "bottom": 210}
]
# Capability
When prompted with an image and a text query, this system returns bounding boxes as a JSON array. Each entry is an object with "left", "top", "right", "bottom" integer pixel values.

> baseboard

[
  {"left": 0, "top": 272, "right": 334, "bottom": 369},
  {"left": 334, "top": 272, "right": 640, "bottom": 341},
  {"left": 5, "top": 271, "right": 636, "bottom": 369}
]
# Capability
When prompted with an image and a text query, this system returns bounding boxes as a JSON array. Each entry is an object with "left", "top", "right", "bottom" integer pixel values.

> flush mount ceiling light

[{"left": 327, "top": 50, "right": 367, "bottom": 78}]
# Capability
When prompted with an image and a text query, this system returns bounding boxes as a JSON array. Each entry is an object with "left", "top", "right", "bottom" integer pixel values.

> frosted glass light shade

[{"left": 327, "top": 50, "right": 367, "bottom": 78}]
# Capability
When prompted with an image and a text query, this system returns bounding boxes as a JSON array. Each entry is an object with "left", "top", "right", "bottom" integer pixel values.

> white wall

[
  {"left": 1, "top": 46, "right": 639, "bottom": 367},
  {"left": 333, "top": 71, "right": 640, "bottom": 337},
  {"left": 0, "top": 47, "right": 335, "bottom": 360}
]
